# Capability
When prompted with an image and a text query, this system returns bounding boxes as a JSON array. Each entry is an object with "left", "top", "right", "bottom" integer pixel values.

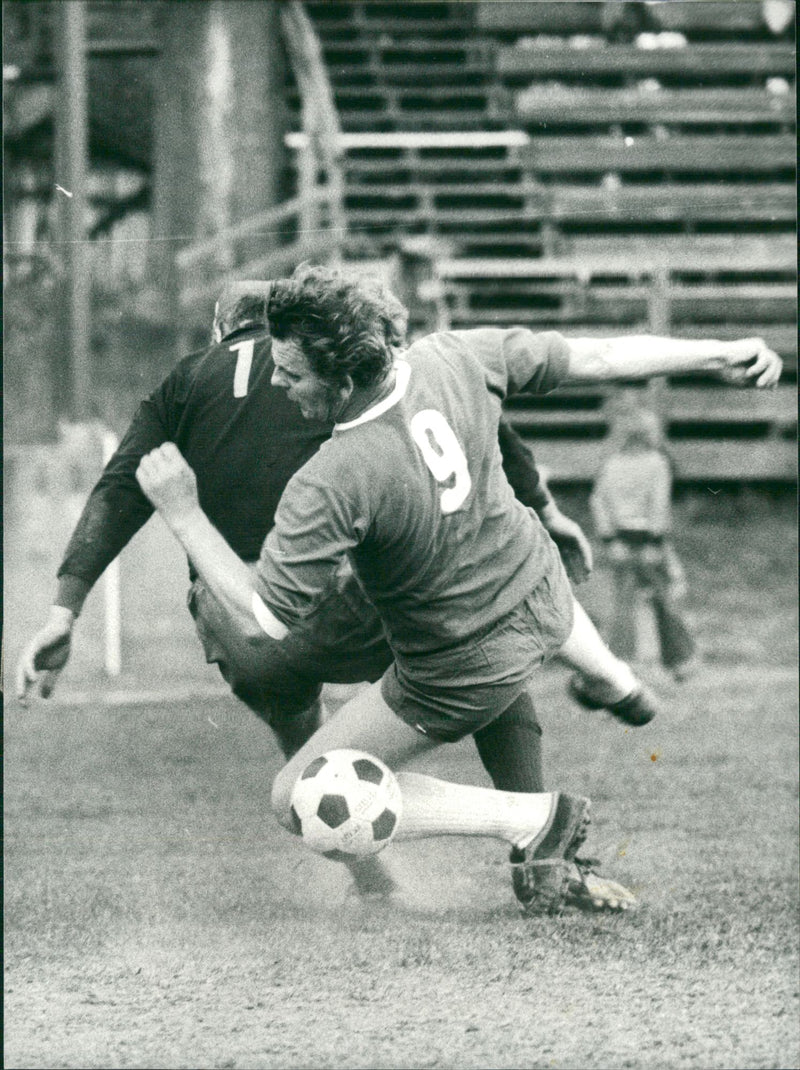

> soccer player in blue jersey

[{"left": 135, "top": 264, "right": 780, "bottom": 913}]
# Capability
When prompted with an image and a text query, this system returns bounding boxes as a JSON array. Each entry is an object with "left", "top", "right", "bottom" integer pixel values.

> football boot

[
  {"left": 510, "top": 792, "right": 591, "bottom": 915},
  {"left": 568, "top": 674, "right": 659, "bottom": 727}
]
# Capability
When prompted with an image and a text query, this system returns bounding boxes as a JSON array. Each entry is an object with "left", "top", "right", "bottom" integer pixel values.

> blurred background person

[{"left": 588, "top": 406, "right": 697, "bottom": 682}]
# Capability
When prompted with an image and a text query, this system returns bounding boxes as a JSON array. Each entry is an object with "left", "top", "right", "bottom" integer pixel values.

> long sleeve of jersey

[
  {"left": 449, "top": 327, "right": 570, "bottom": 401},
  {"left": 55, "top": 382, "right": 176, "bottom": 613},
  {"left": 496, "top": 419, "right": 549, "bottom": 514},
  {"left": 257, "top": 471, "right": 359, "bottom": 629}
]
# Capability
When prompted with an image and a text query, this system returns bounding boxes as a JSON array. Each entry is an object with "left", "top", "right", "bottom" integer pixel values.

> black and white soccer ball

[{"left": 290, "top": 749, "right": 402, "bottom": 859}]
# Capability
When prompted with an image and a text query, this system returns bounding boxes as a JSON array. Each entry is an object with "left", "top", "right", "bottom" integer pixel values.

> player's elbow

[
  {"left": 564, "top": 339, "right": 624, "bottom": 383},
  {"left": 251, "top": 590, "right": 289, "bottom": 641}
]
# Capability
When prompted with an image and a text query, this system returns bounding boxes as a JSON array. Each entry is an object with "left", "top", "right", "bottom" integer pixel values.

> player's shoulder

[
  {"left": 406, "top": 328, "right": 501, "bottom": 359},
  {"left": 404, "top": 330, "right": 493, "bottom": 383},
  {"left": 294, "top": 420, "right": 381, "bottom": 496},
  {"left": 169, "top": 328, "right": 271, "bottom": 385},
  {"left": 281, "top": 437, "right": 364, "bottom": 519},
  {"left": 406, "top": 325, "right": 562, "bottom": 370},
  {"left": 189, "top": 327, "right": 271, "bottom": 367}
]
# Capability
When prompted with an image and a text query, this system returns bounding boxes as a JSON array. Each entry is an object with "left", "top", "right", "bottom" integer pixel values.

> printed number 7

[
  {"left": 410, "top": 409, "right": 472, "bottom": 514},
  {"left": 229, "top": 339, "right": 254, "bottom": 397}
]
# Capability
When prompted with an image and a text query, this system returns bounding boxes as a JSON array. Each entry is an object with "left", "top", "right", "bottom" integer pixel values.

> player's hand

[
  {"left": 15, "top": 606, "right": 76, "bottom": 705},
  {"left": 718, "top": 338, "right": 782, "bottom": 388},
  {"left": 541, "top": 510, "right": 593, "bottom": 584},
  {"left": 136, "top": 443, "right": 201, "bottom": 529}
]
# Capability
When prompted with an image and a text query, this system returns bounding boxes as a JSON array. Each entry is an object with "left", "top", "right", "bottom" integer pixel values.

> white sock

[
  {"left": 393, "top": 771, "right": 555, "bottom": 849},
  {"left": 586, "top": 659, "right": 638, "bottom": 704},
  {"left": 561, "top": 600, "right": 639, "bottom": 702}
]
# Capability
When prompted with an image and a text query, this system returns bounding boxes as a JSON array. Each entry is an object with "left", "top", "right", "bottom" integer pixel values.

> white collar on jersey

[{"left": 334, "top": 359, "right": 411, "bottom": 431}]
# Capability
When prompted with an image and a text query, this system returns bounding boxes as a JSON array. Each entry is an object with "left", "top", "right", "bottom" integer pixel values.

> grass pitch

[
  {"left": 5, "top": 494, "right": 798, "bottom": 1068},
  {"left": 5, "top": 663, "right": 798, "bottom": 1069}
]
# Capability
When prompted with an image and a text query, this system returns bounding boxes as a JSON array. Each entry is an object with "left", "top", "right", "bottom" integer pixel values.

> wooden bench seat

[
  {"left": 436, "top": 236, "right": 798, "bottom": 278},
  {"left": 529, "top": 184, "right": 794, "bottom": 222},
  {"left": 648, "top": 1, "right": 776, "bottom": 35},
  {"left": 663, "top": 386, "right": 796, "bottom": 425},
  {"left": 446, "top": 283, "right": 795, "bottom": 325},
  {"left": 498, "top": 437, "right": 796, "bottom": 482},
  {"left": 446, "top": 301, "right": 797, "bottom": 330},
  {"left": 476, "top": 2, "right": 620, "bottom": 34},
  {"left": 514, "top": 87, "right": 795, "bottom": 125},
  {"left": 419, "top": 230, "right": 796, "bottom": 261},
  {"left": 344, "top": 182, "right": 795, "bottom": 223},
  {"left": 497, "top": 42, "right": 796, "bottom": 79},
  {"left": 519, "top": 135, "right": 796, "bottom": 174},
  {"left": 667, "top": 284, "right": 796, "bottom": 322},
  {"left": 288, "top": 131, "right": 530, "bottom": 150},
  {"left": 504, "top": 385, "right": 796, "bottom": 428},
  {"left": 476, "top": 1, "right": 768, "bottom": 36},
  {"left": 339, "top": 135, "right": 794, "bottom": 177},
  {"left": 300, "top": 85, "right": 795, "bottom": 129}
]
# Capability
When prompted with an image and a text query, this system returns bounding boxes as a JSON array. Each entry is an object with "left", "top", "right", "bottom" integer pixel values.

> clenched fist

[
  {"left": 718, "top": 337, "right": 782, "bottom": 388},
  {"left": 136, "top": 443, "right": 201, "bottom": 531}
]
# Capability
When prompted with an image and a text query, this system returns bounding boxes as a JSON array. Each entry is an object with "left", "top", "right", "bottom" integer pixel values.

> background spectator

[{"left": 590, "top": 406, "right": 697, "bottom": 680}]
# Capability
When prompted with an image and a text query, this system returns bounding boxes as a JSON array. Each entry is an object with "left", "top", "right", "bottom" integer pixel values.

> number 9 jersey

[{"left": 258, "top": 327, "right": 571, "bottom": 656}]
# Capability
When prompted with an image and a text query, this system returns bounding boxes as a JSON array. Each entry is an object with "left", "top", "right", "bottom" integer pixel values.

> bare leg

[{"left": 271, "top": 681, "right": 558, "bottom": 848}]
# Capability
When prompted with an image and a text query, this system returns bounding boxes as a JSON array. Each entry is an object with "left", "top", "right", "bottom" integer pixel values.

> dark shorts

[
  {"left": 381, "top": 563, "right": 574, "bottom": 743},
  {"left": 188, "top": 573, "right": 392, "bottom": 724}
]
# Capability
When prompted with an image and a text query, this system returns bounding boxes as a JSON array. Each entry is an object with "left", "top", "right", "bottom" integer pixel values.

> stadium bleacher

[
  {"left": 292, "top": 0, "right": 796, "bottom": 479},
  {"left": 4, "top": 0, "right": 795, "bottom": 478}
]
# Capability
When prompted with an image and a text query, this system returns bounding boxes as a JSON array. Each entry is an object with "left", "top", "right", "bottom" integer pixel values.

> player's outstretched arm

[
  {"left": 563, "top": 335, "right": 782, "bottom": 388},
  {"left": 136, "top": 444, "right": 289, "bottom": 642},
  {"left": 15, "top": 606, "right": 76, "bottom": 705}
]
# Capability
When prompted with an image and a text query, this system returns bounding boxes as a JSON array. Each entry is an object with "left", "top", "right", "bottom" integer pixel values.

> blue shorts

[
  {"left": 381, "top": 563, "right": 573, "bottom": 743},
  {"left": 188, "top": 573, "right": 392, "bottom": 723}
]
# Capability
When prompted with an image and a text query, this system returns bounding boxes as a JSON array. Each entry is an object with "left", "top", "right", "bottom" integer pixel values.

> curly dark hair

[{"left": 267, "top": 264, "right": 408, "bottom": 389}]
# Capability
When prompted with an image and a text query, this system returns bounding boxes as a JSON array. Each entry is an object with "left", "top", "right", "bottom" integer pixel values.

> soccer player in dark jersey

[
  {"left": 16, "top": 280, "right": 639, "bottom": 909},
  {"left": 135, "top": 265, "right": 780, "bottom": 913}
]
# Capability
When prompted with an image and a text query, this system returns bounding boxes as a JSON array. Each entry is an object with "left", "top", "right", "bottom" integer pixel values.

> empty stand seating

[
  {"left": 295, "top": 1, "right": 795, "bottom": 479},
  {"left": 5, "top": 0, "right": 795, "bottom": 478}
]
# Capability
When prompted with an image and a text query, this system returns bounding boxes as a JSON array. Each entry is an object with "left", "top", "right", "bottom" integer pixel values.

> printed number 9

[{"left": 410, "top": 409, "right": 472, "bottom": 514}]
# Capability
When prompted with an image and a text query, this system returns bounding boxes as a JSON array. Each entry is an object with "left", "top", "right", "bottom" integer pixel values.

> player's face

[{"left": 271, "top": 338, "right": 346, "bottom": 422}]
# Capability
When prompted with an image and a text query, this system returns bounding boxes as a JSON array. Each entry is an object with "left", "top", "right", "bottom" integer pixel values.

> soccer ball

[{"left": 290, "top": 749, "right": 402, "bottom": 859}]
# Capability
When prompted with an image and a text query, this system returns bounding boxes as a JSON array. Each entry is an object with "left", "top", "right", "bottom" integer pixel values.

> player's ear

[{"left": 338, "top": 374, "right": 355, "bottom": 401}]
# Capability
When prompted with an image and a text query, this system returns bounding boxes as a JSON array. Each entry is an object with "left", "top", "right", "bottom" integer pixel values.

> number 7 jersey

[{"left": 259, "top": 327, "right": 571, "bottom": 655}]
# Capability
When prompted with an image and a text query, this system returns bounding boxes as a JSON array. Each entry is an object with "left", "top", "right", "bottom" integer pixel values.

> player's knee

[{"left": 270, "top": 767, "right": 297, "bottom": 833}]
